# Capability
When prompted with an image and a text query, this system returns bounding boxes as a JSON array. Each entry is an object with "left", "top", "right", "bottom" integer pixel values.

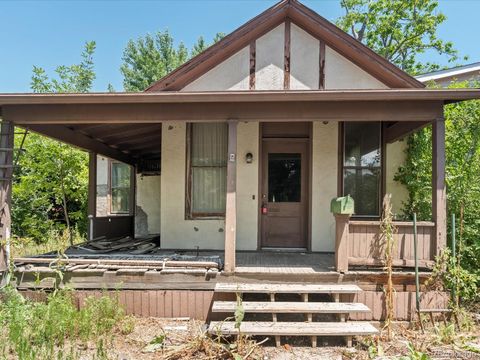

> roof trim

[
  {"left": 145, "top": 0, "right": 424, "bottom": 91},
  {"left": 416, "top": 62, "right": 480, "bottom": 82},
  {"left": 0, "top": 89, "right": 479, "bottom": 106}
]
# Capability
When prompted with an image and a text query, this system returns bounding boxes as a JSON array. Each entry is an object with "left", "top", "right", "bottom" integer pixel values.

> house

[
  {"left": 416, "top": 62, "right": 480, "bottom": 87},
  {"left": 1, "top": 0, "right": 480, "bottom": 344}
]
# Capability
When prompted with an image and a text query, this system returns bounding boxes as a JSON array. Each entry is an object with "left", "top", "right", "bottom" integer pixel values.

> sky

[{"left": 1, "top": 0, "right": 479, "bottom": 93}]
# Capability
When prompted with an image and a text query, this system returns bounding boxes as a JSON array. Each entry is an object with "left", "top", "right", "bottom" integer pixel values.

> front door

[{"left": 261, "top": 140, "right": 308, "bottom": 249}]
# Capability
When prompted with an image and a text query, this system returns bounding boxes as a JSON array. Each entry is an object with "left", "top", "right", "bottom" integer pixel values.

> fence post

[{"left": 334, "top": 214, "right": 350, "bottom": 273}]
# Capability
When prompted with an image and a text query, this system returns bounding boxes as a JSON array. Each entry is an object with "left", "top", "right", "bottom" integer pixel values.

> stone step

[
  {"left": 214, "top": 283, "right": 362, "bottom": 294},
  {"left": 212, "top": 301, "right": 370, "bottom": 314}
]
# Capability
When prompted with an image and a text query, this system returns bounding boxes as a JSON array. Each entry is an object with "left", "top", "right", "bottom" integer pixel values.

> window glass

[
  {"left": 343, "top": 122, "right": 381, "bottom": 216},
  {"left": 268, "top": 153, "right": 301, "bottom": 202},
  {"left": 111, "top": 162, "right": 131, "bottom": 213},
  {"left": 190, "top": 123, "right": 228, "bottom": 215}
]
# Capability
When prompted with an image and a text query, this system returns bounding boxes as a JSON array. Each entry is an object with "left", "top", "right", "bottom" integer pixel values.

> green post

[
  {"left": 452, "top": 213, "right": 457, "bottom": 305},
  {"left": 413, "top": 213, "right": 420, "bottom": 312}
]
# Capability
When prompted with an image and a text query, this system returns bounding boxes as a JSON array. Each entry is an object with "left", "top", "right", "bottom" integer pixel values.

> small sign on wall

[{"left": 229, "top": 153, "right": 236, "bottom": 162}]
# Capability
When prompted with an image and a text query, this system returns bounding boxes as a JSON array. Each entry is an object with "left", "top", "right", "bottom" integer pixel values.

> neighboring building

[
  {"left": 416, "top": 62, "right": 480, "bottom": 87},
  {"left": 1, "top": 0, "right": 480, "bottom": 343}
]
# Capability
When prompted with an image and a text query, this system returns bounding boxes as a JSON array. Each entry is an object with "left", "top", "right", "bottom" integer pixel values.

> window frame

[
  {"left": 108, "top": 160, "right": 132, "bottom": 215},
  {"left": 185, "top": 123, "right": 227, "bottom": 220},
  {"left": 340, "top": 122, "right": 384, "bottom": 218}
]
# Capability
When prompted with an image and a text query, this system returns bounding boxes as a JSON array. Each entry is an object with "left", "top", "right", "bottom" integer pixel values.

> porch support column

[
  {"left": 224, "top": 120, "right": 237, "bottom": 274},
  {"left": 334, "top": 214, "right": 350, "bottom": 273},
  {"left": 87, "top": 152, "right": 97, "bottom": 241},
  {"left": 432, "top": 118, "right": 446, "bottom": 256},
  {"left": 0, "top": 121, "right": 14, "bottom": 273}
]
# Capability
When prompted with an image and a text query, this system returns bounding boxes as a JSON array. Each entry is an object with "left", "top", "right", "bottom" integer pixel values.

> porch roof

[{"left": 0, "top": 89, "right": 479, "bottom": 165}]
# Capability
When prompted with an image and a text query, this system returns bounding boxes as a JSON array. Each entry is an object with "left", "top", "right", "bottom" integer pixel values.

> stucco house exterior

[{"left": 1, "top": 0, "right": 480, "bottom": 344}]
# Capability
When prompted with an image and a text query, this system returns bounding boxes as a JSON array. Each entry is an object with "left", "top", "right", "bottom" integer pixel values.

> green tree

[
  {"left": 13, "top": 42, "right": 96, "bottom": 243},
  {"left": 395, "top": 81, "right": 480, "bottom": 278},
  {"left": 120, "top": 30, "right": 225, "bottom": 91},
  {"left": 337, "top": 0, "right": 463, "bottom": 74}
]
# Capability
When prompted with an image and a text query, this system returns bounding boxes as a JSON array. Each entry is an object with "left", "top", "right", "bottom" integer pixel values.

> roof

[
  {"left": 1, "top": 89, "right": 479, "bottom": 106},
  {"left": 416, "top": 62, "right": 480, "bottom": 83},
  {"left": 145, "top": 0, "right": 424, "bottom": 91}
]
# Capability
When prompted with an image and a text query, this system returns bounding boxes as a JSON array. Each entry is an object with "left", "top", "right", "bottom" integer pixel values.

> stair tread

[
  {"left": 215, "top": 283, "right": 362, "bottom": 294},
  {"left": 212, "top": 301, "right": 370, "bottom": 313},
  {"left": 209, "top": 321, "right": 378, "bottom": 336}
]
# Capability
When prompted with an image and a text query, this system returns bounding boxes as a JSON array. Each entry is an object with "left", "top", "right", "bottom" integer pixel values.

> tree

[
  {"left": 337, "top": 0, "right": 463, "bottom": 74},
  {"left": 13, "top": 42, "right": 96, "bottom": 243},
  {"left": 121, "top": 31, "right": 225, "bottom": 91}
]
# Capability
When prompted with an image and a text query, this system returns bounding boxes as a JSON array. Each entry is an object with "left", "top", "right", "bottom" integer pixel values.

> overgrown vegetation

[
  {"left": 0, "top": 287, "right": 127, "bottom": 360},
  {"left": 395, "top": 81, "right": 480, "bottom": 305}
]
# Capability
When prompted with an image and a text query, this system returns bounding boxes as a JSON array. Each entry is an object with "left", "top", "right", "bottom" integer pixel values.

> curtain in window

[{"left": 191, "top": 123, "right": 227, "bottom": 215}]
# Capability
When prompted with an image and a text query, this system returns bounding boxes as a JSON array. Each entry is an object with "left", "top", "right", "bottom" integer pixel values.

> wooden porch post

[
  {"left": 334, "top": 214, "right": 350, "bottom": 272},
  {"left": 432, "top": 118, "right": 447, "bottom": 256},
  {"left": 88, "top": 152, "right": 97, "bottom": 241},
  {"left": 0, "top": 121, "right": 14, "bottom": 272},
  {"left": 224, "top": 120, "right": 237, "bottom": 274}
]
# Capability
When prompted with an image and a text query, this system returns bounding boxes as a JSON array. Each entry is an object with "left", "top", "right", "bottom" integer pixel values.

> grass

[{"left": 0, "top": 286, "right": 127, "bottom": 360}]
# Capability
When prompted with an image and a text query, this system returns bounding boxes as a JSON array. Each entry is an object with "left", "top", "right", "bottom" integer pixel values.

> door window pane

[{"left": 268, "top": 153, "right": 301, "bottom": 202}]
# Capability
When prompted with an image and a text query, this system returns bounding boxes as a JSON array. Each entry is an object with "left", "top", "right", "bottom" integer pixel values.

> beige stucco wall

[
  {"left": 182, "top": 47, "right": 250, "bottom": 91},
  {"left": 311, "top": 122, "right": 338, "bottom": 251},
  {"left": 325, "top": 46, "right": 388, "bottom": 89},
  {"left": 160, "top": 121, "right": 259, "bottom": 250},
  {"left": 290, "top": 24, "right": 319, "bottom": 90},
  {"left": 386, "top": 140, "right": 409, "bottom": 217},
  {"left": 135, "top": 175, "right": 161, "bottom": 236},
  {"left": 256, "top": 24, "right": 285, "bottom": 90}
]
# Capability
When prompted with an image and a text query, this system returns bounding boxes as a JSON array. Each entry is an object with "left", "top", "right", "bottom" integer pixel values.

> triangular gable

[{"left": 146, "top": 0, "right": 423, "bottom": 92}]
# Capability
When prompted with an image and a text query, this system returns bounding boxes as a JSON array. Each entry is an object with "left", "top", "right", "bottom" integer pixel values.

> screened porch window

[
  {"left": 342, "top": 122, "right": 381, "bottom": 216},
  {"left": 187, "top": 123, "right": 228, "bottom": 218},
  {"left": 110, "top": 162, "right": 131, "bottom": 214}
]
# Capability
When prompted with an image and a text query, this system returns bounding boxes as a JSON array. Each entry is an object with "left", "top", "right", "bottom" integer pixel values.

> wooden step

[
  {"left": 212, "top": 301, "right": 370, "bottom": 314},
  {"left": 215, "top": 283, "right": 362, "bottom": 294},
  {"left": 209, "top": 321, "right": 378, "bottom": 337}
]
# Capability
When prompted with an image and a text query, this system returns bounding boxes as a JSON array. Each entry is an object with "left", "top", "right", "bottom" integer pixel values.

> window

[
  {"left": 268, "top": 153, "right": 301, "bottom": 202},
  {"left": 110, "top": 162, "right": 131, "bottom": 214},
  {"left": 187, "top": 123, "right": 228, "bottom": 218},
  {"left": 342, "top": 122, "right": 382, "bottom": 216}
]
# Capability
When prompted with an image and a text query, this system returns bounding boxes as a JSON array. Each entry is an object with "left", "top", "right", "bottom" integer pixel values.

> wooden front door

[{"left": 261, "top": 140, "right": 308, "bottom": 249}]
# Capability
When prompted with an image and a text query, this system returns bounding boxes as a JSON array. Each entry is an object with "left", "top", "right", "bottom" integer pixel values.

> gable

[{"left": 147, "top": 0, "right": 423, "bottom": 92}]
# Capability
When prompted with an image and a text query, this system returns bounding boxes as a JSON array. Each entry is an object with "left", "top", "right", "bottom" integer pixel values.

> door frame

[{"left": 257, "top": 122, "right": 312, "bottom": 251}]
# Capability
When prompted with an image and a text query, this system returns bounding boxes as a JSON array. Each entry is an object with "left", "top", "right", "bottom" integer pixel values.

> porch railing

[{"left": 334, "top": 215, "right": 436, "bottom": 272}]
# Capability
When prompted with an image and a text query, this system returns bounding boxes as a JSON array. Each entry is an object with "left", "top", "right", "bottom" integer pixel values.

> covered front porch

[{"left": 0, "top": 89, "right": 476, "bottom": 276}]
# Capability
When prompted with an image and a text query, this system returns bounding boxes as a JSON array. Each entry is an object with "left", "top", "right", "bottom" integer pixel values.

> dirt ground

[{"left": 70, "top": 315, "right": 480, "bottom": 360}]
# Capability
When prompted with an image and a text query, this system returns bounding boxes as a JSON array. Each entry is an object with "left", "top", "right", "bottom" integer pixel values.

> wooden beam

[
  {"left": 0, "top": 121, "right": 13, "bottom": 273},
  {"left": 4, "top": 101, "right": 444, "bottom": 124},
  {"left": 384, "top": 121, "right": 430, "bottom": 143},
  {"left": 432, "top": 118, "right": 446, "bottom": 256},
  {"left": 319, "top": 40, "right": 325, "bottom": 90},
  {"left": 87, "top": 152, "right": 97, "bottom": 241},
  {"left": 284, "top": 19, "right": 291, "bottom": 90},
  {"left": 249, "top": 41, "right": 256, "bottom": 90},
  {"left": 25, "top": 124, "right": 136, "bottom": 165},
  {"left": 224, "top": 120, "right": 237, "bottom": 273},
  {"left": 334, "top": 214, "right": 350, "bottom": 273}
]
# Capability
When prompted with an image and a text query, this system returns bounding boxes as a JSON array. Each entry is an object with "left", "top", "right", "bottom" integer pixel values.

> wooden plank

[
  {"left": 319, "top": 40, "right": 325, "bottom": 90},
  {"left": 215, "top": 283, "right": 362, "bottom": 294},
  {"left": 334, "top": 214, "right": 350, "bottom": 272},
  {"left": 0, "top": 120, "right": 13, "bottom": 273},
  {"left": 224, "top": 120, "right": 237, "bottom": 273},
  {"left": 384, "top": 121, "right": 430, "bottom": 143},
  {"left": 212, "top": 301, "right": 370, "bottom": 314},
  {"left": 284, "top": 19, "right": 291, "bottom": 90},
  {"left": 209, "top": 321, "right": 378, "bottom": 336},
  {"left": 432, "top": 118, "right": 446, "bottom": 256},
  {"left": 348, "top": 257, "right": 434, "bottom": 269},
  {"left": 249, "top": 41, "right": 256, "bottom": 90}
]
